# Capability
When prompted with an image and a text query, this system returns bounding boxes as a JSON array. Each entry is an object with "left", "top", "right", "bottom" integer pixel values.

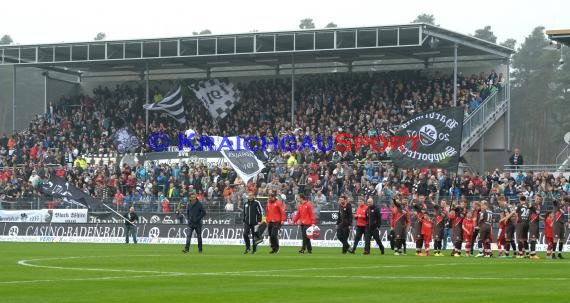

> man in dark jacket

[
  {"left": 124, "top": 206, "right": 138, "bottom": 244},
  {"left": 509, "top": 148, "right": 524, "bottom": 168},
  {"left": 182, "top": 193, "right": 206, "bottom": 253},
  {"left": 336, "top": 195, "right": 353, "bottom": 253},
  {"left": 364, "top": 197, "right": 385, "bottom": 255},
  {"left": 243, "top": 191, "right": 263, "bottom": 254}
]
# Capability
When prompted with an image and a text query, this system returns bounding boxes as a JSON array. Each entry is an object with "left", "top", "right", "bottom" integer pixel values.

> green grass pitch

[{"left": 1, "top": 242, "right": 568, "bottom": 303}]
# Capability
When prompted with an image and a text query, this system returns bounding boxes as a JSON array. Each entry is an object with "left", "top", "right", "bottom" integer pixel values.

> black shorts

[
  {"left": 528, "top": 223, "right": 539, "bottom": 240},
  {"left": 433, "top": 228, "right": 444, "bottom": 241},
  {"left": 394, "top": 225, "right": 406, "bottom": 240},
  {"left": 554, "top": 223, "right": 566, "bottom": 240},
  {"left": 505, "top": 225, "right": 515, "bottom": 241},
  {"left": 479, "top": 224, "right": 492, "bottom": 241},
  {"left": 452, "top": 227, "right": 463, "bottom": 242},
  {"left": 516, "top": 222, "right": 529, "bottom": 241}
]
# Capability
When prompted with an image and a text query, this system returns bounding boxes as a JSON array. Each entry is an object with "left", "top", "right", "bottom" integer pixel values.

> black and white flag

[
  {"left": 191, "top": 79, "right": 240, "bottom": 122},
  {"left": 143, "top": 85, "right": 186, "bottom": 124},
  {"left": 220, "top": 150, "right": 265, "bottom": 183},
  {"left": 39, "top": 176, "right": 101, "bottom": 209},
  {"left": 391, "top": 107, "right": 464, "bottom": 171}
]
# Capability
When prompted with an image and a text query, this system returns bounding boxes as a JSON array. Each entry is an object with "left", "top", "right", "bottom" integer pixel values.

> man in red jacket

[
  {"left": 349, "top": 197, "right": 368, "bottom": 254},
  {"left": 265, "top": 193, "right": 286, "bottom": 254},
  {"left": 293, "top": 193, "right": 316, "bottom": 254}
]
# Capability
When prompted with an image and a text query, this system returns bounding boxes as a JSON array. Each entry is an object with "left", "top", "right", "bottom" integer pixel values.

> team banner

[
  {"left": 88, "top": 211, "right": 238, "bottom": 225},
  {"left": 110, "top": 126, "right": 140, "bottom": 153},
  {"left": 220, "top": 150, "right": 265, "bottom": 183},
  {"left": 0, "top": 209, "right": 88, "bottom": 223},
  {"left": 0, "top": 210, "right": 48, "bottom": 222},
  {"left": 39, "top": 176, "right": 101, "bottom": 209},
  {"left": 391, "top": 107, "right": 464, "bottom": 171},
  {"left": 190, "top": 79, "right": 240, "bottom": 123},
  {"left": 141, "top": 151, "right": 225, "bottom": 167}
]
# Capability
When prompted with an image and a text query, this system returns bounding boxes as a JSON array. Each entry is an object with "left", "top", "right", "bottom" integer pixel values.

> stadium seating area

[{"left": 3, "top": 69, "right": 568, "bottom": 214}]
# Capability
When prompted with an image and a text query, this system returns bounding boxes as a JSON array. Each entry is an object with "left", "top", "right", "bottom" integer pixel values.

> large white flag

[
  {"left": 191, "top": 79, "right": 240, "bottom": 122},
  {"left": 220, "top": 150, "right": 265, "bottom": 183}
]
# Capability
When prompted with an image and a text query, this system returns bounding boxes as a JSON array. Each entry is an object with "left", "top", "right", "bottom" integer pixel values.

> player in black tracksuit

[
  {"left": 336, "top": 195, "right": 353, "bottom": 254},
  {"left": 515, "top": 196, "right": 530, "bottom": 258},
  {"left": 243, "top": 192, "right": 264, "bottom": 254},
  {"left": 364, "top": 198, "right": 385, "bottom": 255},
  {"left": 412, "top": 203, "right": 425, "bottom": 256},
  {"left": 552, "top": 198, "right": 568, "bottom": 259},
  {"left": 432, "top": 205, "right": 445, "bottom": 256}
]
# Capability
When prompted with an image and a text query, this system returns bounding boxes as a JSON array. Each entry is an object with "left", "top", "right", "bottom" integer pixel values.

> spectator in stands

[
  {"left": 509, "top": 148, "right": 524, "bottom": 168},
  {"left": 1, "top": 68, "right": 516, "bottom": 214},
  {"left": 114, "top": 191, "right": 124, "bottom": 211}
]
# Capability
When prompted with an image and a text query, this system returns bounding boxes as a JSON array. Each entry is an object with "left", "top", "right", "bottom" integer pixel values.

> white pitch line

[
  {"left": 17, "top": 255, "right": 186, "bottom": 276},
  {"left": 206, "top": 262, "right": 501, "bottom": 276},
  {"left": 208, "top": 273, "right": 570, "bottom": 281},
  {"left": 8, "top": 255, "right": 569, "bottom": 285},
  {"left": 0, "top": 274, "right": 182, "bottom": 284}
]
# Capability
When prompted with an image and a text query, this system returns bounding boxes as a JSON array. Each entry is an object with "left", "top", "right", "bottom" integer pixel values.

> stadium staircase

[
  {"left": 460, "top": 90, "right": 509, "bottom": 156},
  {"left": 556, "top": 144, "right": 570, "bottom": 172}
]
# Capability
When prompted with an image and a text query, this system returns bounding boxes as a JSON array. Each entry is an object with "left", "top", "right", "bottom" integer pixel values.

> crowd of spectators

[{"left": 2, "top": 68, "right": 559, "bottom": 216}]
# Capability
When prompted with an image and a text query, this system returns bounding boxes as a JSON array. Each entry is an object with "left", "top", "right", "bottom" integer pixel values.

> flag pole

[{"left": 103, "top": 203, "right": 137, "bottom": 227}]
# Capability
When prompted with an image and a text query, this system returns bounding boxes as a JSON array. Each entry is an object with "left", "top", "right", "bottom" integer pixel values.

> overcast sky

[{"left": 1, "top": 0, "right": 567, "bottom": 48}]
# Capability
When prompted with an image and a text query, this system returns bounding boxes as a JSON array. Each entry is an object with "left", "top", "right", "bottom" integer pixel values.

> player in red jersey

[
  {"left": 470, "top": 201, "right": 481, "bottom": 255},
  {"left": 462, "top": 211, "right": 475, "bottom": 257},
  {"left": 497, "top": 210, "right": 509, "bottom": 257},
  {"left": 544, "top": 211, "right": 554, "bottom": 259},
  {"left": 420, "top": 213, "right": 433, "bottom": 256}
]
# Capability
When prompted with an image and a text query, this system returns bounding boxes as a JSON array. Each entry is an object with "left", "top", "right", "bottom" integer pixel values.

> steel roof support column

[
  {"left": 453, "top": 43, "right": 458, "bottom": 107},
  {"left": 291, "top": 54, "right": 295, "bottom": 127},
  {"left": 12, "top": 65, "right": 16, "bottom": 132},
  {"left": 145, "top": 62, "right": 150, "bottom": 134},
  {"left": 44, "top": 72, "right": 48, "bottom": 114}
]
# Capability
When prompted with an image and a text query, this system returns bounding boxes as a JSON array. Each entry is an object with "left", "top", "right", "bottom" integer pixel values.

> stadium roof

[
  {"left": 546, "top": 29, "right": 570, "bottom": 47},
  {"left": 0, "top": 24, "right": 514, "bottom": 78}
]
